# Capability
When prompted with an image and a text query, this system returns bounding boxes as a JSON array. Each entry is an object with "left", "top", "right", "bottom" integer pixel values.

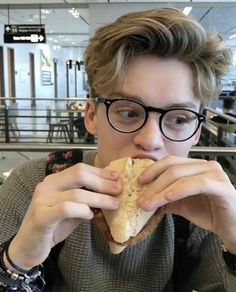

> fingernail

[
  {"left": 138, "top": 174, "right": 145, "bottom": 183},
  {"left": 164, "top": 191, "right": 174, "bottom": 201},
  {"left": 110, "top": 171, "right": 119, "bottom": 179},
  {"left": 138, "top": 197, "right": 151, "bottom": 210}
]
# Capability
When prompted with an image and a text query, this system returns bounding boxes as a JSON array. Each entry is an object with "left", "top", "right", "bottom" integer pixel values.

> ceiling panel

[
  {"left": 0, "top": 0, "right": 66, "bottom": 4},
  {"left": 193, "top": 0, "right": 236, "bottom": 2},
  {"left": 0, "top": 1, "right": 235, "bottom": 48},
  {"left": 108, "top": 0, "right": 190, "bottom": 2},
  {"left": 0, "top": 6, "right": 89, "bottom": 47},
  {"left": 190, "top": 7, "right": 236, "bottom": 36}
]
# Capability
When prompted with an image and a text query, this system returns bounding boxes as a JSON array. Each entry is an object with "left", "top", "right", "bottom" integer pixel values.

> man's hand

[
  {"left": 5, "top": 163, "right": 122, "bottom": 270},
  {"left": 138, "top": 155, "right": 236, "bottom": 254}
]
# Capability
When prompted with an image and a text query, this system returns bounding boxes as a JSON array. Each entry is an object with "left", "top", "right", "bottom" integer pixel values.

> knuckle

[
  {"left": 69, "top": 189, "right": 83, "bottom": 202},
  {"left": 198, "top": 175, "right": 209, "bottom": 188},
  {"left": 207, "top": 160, "right": 222, "bottom": 171},
  {"left": 34, "top": 182, "right": 43, "bottom": 193},
  {"left": 75, "top": 163, "right": 85, "bottom": 178},
  {"left": 164, "top": 155, "right": 175, "bottom": 165},
  {"left": 69, "top": 189, "right": 80, "bottom": 202},
  {"left": 75, "top": 162, "right": 84, "bottom": 172},
  {"left": 58, "top": 202, "right": 72, "bottom": 217},
  {"left": 166, "top": 166, "right": 179, "bottom": 179},
  {"left": 34, "top": 182, "right": 46, "bottom": 197},
  {"left": 31, "top": 207, "right": 45, "bottom": 226},
  {"left": 42, "top": 173, "right": 54, "bottom": 183}
]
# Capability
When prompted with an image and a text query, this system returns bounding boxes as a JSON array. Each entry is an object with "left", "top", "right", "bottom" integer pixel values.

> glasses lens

[
  {"left": 108, "top": 100, "right": 146, "bottom": 132},
  {"left": 161, "top": 109, "right": 199, "bottom": 141}
]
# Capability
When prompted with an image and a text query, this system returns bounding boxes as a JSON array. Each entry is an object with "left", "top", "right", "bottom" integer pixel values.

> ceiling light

[
  {"left": 183, "top": 7, "right": 192, "bottom": 15},
  {"left": 53, "top": 45, "right": 61, "bottom": 51},
  {"left": 41, "top": 9, "right": 51, "bottom": 14},
  {"left": 229, "top": 34, "right": 236, "bottom": 40},
  {"left": 68, "top": 7, "right": 80, "bottom": 19}
]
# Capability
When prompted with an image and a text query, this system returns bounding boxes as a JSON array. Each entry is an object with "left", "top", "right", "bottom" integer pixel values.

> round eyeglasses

[{"left": 95, "top": 97, "right": 205, "bottom": 142}]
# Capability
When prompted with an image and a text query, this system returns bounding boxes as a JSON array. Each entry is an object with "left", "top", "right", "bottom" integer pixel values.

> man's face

[{"left": 85, "top": 56, "right": 202, "bottom": 168}]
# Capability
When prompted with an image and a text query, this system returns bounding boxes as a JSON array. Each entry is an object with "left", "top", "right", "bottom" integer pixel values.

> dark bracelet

[
  {"left": 222, "top": 245, "right": 236, "bottom": 274},
  {"left": 0, "top": 236, "right": 45, "bottom": 290},
  {"left": 4, "top": 241, "right": 35, "bottom": 275}
]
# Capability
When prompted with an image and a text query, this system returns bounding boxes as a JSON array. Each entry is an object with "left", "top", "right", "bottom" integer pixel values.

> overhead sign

[{"left": 4, "top": 24, "right": 46, "bottom": 44}]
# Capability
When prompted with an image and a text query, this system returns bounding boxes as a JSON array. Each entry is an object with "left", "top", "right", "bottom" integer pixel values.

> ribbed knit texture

[{"left": 0, "top": 151, "right": 235, "bottom": 291}]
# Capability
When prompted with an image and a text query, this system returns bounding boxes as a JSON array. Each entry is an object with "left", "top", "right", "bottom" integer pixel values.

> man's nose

[{"left": 133, "top": 113, "right": 164, "bottom": 151}]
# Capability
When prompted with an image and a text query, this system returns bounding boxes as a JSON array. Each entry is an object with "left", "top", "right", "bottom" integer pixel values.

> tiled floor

[{"left": 0, "top": 151, "right": 46, "bottom": 183}]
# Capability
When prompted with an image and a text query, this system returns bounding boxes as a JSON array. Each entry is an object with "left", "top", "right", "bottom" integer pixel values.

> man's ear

[{"left": 84, "top": 99, "right": 97, "bottom": 135}]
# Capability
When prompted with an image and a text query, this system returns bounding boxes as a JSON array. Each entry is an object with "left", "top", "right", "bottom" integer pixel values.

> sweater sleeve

[
  {"left": 0, "top": 158, "right": 47, "bottom": 243},
  {"left": 182, "top": 224, "right": 236, "bottom": 292},
  {"left": 224, "top": 268, "right": 236, "bottom": 292}
]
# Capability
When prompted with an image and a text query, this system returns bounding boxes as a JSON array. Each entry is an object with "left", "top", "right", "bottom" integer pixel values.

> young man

[{"left": 0, "top": 7, "right": 235, "bottom": 292}]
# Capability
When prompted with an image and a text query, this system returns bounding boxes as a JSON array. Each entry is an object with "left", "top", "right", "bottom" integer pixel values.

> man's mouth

[{"left": 131, "top": 154, "right": 158, "bottom": 161}]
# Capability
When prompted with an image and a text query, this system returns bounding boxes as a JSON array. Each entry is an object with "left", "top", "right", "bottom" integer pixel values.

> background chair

[
  {"left": 46, "top": 108, "right": 70, "bottom": 143},
  {"left": 0, "top": 103, "right": 20, "bottom": 140}
]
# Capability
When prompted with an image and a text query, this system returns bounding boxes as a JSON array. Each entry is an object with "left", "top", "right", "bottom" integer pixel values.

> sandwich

[{"left": 92, "top": 157, "right": 164, "bottom": 254}]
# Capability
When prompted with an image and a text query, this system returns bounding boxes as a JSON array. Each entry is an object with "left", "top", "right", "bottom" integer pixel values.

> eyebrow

[{"left": 109, "top": 91, "right": 199, "bottom": 110}]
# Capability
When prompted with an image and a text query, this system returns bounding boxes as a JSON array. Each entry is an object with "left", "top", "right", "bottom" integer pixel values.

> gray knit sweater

[{"left": 0, "top": 151, "right": 235, "bottom": 292}]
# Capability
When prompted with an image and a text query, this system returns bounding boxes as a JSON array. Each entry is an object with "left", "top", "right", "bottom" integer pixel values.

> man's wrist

[
  {"left": 3, "top": 251, "right": 33, "bottom": 274},
  {"left": 0, "top": 236, "right": 45, "bottom": 290},
  {"left": 2, "top": 235, "right": 35, "bottom": 273}
]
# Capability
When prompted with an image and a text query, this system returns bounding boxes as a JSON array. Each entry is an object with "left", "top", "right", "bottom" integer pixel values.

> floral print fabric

[{"left": 46, "top": 149, "right": 83, "bottom": 175}]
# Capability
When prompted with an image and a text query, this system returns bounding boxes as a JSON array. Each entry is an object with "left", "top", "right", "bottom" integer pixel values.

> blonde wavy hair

[{"left": 84, "top": 7, "right": 232, "bottom": 103}]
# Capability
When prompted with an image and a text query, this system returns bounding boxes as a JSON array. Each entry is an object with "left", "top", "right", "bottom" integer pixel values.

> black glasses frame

[{"left": 95, "top": 96, "right": 205, "bottom": 142}]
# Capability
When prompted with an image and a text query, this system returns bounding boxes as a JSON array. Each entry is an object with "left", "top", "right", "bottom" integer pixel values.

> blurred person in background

[{"left": 211, "top": 96, "right": 236, "bottom": 124}]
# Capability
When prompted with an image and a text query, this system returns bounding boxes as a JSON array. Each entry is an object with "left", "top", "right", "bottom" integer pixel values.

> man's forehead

[{"left": 107, "top": 90, "right": 201, "bottom": 110}]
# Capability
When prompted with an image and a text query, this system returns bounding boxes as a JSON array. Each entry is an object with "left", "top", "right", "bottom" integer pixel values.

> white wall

[
  {"left": 89, "top": 3, "right": 172, "bottom": 36},
  {"left": 0, "top": 25, "right": 87, "bottom": 103}
]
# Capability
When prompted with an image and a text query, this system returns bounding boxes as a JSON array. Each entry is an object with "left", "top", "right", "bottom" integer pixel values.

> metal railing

[
  {"left": 0, "top": 145, "right": 235, "bottom": 185},
  {"left": 0, "top": 98, "right": 235, "bottom": 145},
  {"left": 0, "top": 97, "right": 88, "bottom": 144},
  {"left": 202, "top": 107, "right": 236, "bottom": 147},
  {"left": 0, "top": 143, "right": 235, "bottom": 155},
  {"left": 204, "top": 106, "right": 236, "bottom": 123},
  {"left": 0, "top": 143, "right": 97, "bottom": 152}
]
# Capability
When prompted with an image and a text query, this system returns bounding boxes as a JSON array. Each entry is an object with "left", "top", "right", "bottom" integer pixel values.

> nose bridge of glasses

[
  {"left": 146, "top": 105, "right": 165, "bottom": 114},
  {"left": 143, "top": 108, "right": 163, "bottom": 132},
  {"left": 145, "top": 106, "right": 165, "bottom": 122}
]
